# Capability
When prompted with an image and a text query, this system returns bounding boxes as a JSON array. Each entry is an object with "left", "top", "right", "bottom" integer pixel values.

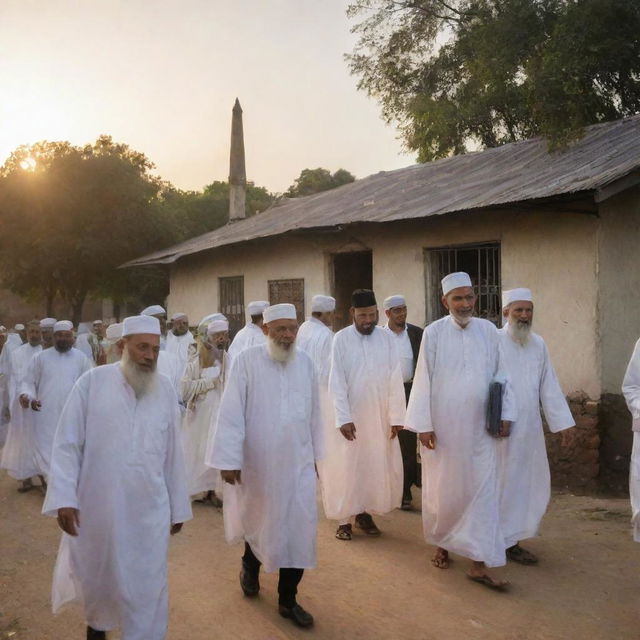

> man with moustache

[
  {"left": 43, "top": 315, "right": 191, "bottom": 640},
  {"left": 326, "top": 289, "right": 405, "bottom": 540}
]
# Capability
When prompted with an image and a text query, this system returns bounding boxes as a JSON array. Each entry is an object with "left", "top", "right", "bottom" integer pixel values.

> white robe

[
  {"left": 157, "top": 351, "right": 182, "bottom": 398},
  {"left": 74, "top": 333, "right": 94, "bottom": 361},
  {"left": 208, "top": 344, "right": 323, "bottom": 572},
  {"left": 166, "top": 330, "right": 196, "bottom": 376},
  {"left": 0, "top": 341, "right": 20, "bottom": 447},
  {"left": 621, "top": 339, "right": 640, "bottom": 542},
  {"left": 0, "top": 343, "right": 42, "bottom": 478},
  {"left": 181, "top": 354, "right": 226, "bottom": 495},
  {"left": 43, "top": 364, "right": 192, "bottom": 639},
  {"left": 227, "top": 323, "right": 265, "bottom": 359},
  {"left": 497, "top": 328, "right": 574, "bottom": 547},
  {"left": 405, "top": 316, "right": 517, "bottom": 567},
  {"left": 325, "top": 325, "right": 405, "bottom": 520},
  {"left": 21, "top": 348, "right": 92, "bottom": 477}
]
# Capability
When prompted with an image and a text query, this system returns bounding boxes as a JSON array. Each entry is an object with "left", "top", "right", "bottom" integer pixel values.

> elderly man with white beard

[
  {"left": 498, "top": 289, "right": 575, "bottom": 565},
  {"left": 43, "top": 315, "right": 191, "bottom": 640},
  {"left": 406, "top": 272, "right": 516, "bottom": 589},
  {"left": 208, "top": 303, "right": 322, "bottom": 629}
]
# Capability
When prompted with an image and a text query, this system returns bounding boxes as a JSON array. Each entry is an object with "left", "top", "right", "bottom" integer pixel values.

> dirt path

[{"left": 1, "top": 475, "right": 638, "bottom": 640}]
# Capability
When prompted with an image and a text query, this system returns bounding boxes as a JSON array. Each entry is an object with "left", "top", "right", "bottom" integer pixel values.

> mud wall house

[{"left": 125, "top": 116, "right": 640, "bottom": 491}]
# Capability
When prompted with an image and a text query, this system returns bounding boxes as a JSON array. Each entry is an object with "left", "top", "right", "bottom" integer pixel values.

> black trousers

[
  {"left": 400, "top": 382, "right": 420, "bottom": 501},
  {"left": 242, "top": 543, "right": 303, "bottom": 608}
]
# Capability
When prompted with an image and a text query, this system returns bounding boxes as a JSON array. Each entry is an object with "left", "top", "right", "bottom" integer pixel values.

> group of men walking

[{"left": 4, "top": 268, "right": 639, "bottom": 639}]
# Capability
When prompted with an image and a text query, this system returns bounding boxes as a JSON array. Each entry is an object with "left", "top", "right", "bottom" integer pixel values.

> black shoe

[
  {"left": 86, "top": 626, "right": 106, "bottom": 639},
  {"left": 239, "top": 568, "right": 260, "bottom": 597},
  {"left": 355, "top": 512, "right": 381, "bottom": 536},
  {"left": 279, "top": 603, "right": 314, "bottom": 628}
]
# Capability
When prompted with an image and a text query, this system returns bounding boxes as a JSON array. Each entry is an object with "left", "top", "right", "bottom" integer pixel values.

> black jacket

[{"left": 406, "top": 323, "right": 424, "bottom": 374}]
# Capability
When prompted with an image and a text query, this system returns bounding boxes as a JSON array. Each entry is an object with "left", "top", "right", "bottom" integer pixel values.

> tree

[
  {"left": 346, "top": 0, "right": 640, "bottom": 161},
  {"left": 285, "top": 168, "right": 356, "bottom": 197}
]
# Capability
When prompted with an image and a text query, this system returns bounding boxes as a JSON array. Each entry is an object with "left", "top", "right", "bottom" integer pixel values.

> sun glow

[{"left": 19, "top": 157, "right": 37, "bottom": 170}]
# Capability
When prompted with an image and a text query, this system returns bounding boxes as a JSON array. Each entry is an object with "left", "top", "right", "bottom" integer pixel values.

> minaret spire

[{"left": 228, "top": 98, "right": 246, "bottom": 222}]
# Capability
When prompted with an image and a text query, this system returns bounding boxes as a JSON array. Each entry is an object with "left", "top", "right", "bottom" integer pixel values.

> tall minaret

[{"left": 228, "top": 98, "right": 246, "bottom": 222}]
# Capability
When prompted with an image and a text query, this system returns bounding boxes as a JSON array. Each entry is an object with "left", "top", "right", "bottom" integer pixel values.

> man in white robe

[
  {"left": 0, "top": 319, "right": 42, "bottom": 491},
  {"left": 326, "top": 289, "right": 405, "bottom": 540},
  {"left": 40, "top": 317, "right": 57, "bottom": 350},
  {"left": 43, "top": 314, "right": 192, "bottom": 640},
  {"left": 181, "top": 318, "right": 229, "bottom": 503},
  {"left": 405, "top": 272, "right": 516, "bottom": 589},
  {"left": 141, "top": 305, "right": 168, "bottom": 350},
  {"left": 74, "top": 323, "right": 94, "bottom": 361},
  {"left": 208, "top": 303, "right": 322, "bottom": 628},
  {"left": 227, "top": 300, "right": 269, "bottom": 359},
  {"left": 166, "top": 312, "right": 196, "bottom": 375},
  {"left": 20, "top": 321, "right": 92, "bottom": 480},
  {"left": 0, "top": 326, "right": 10, "bottom": 447},
  {"left": 622, "top": 338, "right": 640, "bottom": 543},
  {"left": 498, "top": 288, "right": 575, "bottom": 564}
]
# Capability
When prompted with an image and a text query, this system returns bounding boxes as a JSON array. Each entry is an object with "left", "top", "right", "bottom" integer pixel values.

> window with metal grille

[
  {"left": 424, "top": 242, "right": 501, "bottom": 326},
  {"left": 268, "top": 279, "right": 305, "bottom": 323},
  {"left": 219, "top": 276, "right": 244, "bottom": 339}
]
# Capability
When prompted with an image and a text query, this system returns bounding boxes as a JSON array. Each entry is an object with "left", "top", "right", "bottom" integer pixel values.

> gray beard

[
  {"left": 267, "top": 337, "right": 295, "bottom": 363},
  {"left": 508, "top": 321, "right": 532, "bottom": 345},
  {"left": 120, "top": 350, "right": 158, "bottom": 397}
]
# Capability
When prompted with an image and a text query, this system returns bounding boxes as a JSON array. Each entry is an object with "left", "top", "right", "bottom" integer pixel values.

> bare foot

[
  {"left": 431, "top": 547, "right": 449, "bottom": 569},
  {"left": 467, "top": 561, "right": 509, "bottom": 590}
]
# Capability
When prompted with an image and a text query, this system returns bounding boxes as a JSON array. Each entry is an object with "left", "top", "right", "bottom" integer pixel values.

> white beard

[
  {"left": 450, "top": 310, "right": 472, "bottom": 328},
  {"left": 267, "top": 336, "right": 296, "bottom": 363},
  {"left": 508, "top": 320, "right": 532, "bottom": 346},
  {"left": 120, "top": 349, "right": 158, "bottom": 397}
]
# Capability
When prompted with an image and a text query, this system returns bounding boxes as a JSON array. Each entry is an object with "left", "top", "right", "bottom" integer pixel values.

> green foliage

[
  {"left": 347, "top": 0, "right": 640, "bottom": 161},
  {"left": 285, "top": 168, "right": 356, "bottom": 198}
]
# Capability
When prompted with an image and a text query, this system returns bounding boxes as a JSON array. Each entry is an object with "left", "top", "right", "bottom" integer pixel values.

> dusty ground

[{"left": 1, "top": 474, "right": 638, "bottom": 640}]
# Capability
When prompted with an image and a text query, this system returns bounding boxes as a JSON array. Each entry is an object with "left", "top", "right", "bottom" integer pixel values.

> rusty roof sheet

[{"left": 125, "top": 116, "right": 640, "bottom": 267}]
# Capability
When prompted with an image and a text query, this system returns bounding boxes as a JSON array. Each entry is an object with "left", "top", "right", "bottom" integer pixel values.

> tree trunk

[{"left": 70, "top": 292, "right": 87, "bottom": 327}]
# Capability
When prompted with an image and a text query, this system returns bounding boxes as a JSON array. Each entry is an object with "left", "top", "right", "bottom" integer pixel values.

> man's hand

[
  {"left": 170, "top": 523, "right": 184, "bottom": 535},
  {"left": 339, "top": 423, "right": 357, "bottom": 441},
  {"left": 499, "top": 420, "right": 511, "bottom": 438},
  {"left": 31, "top": 399, "right": 42, "bottom": 412},
  {"left": 390, "top": 425, "right": 403, "bottom": 439},
  {"left": 561, "top": 427, "right": 576, "bottom": 448},
  {"left": 57, "top": 507, "right": 80, "bottom": 536},
  {"left": 18, "top": 394, "right": 30, "bottom": 409},
  {"left": 419, "top": 432, "right": 437, "bottom": 450},
  {"left": 221, "top": 469, "right": 241, "bottom": 485}
]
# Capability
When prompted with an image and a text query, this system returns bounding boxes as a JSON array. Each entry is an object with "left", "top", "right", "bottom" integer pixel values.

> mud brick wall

[{"left": 545, "top": 391, "right": 600, "bottom": 492}]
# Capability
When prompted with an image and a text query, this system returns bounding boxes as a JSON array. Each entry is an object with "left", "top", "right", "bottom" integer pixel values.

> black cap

[{"left": 351, "top": 289, "right": 377, "bottom": 308}]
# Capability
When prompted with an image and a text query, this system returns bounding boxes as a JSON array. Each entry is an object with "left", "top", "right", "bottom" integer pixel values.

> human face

[
  {"left": 207, "top": 330, "right": 229, "bottom": 351},
  {"left": 123, "top": 333, "right": 160, "bottom": 371},
  {"left": 442, "top": 287, "right": 476, "bottom": 326},
  {"left": 263, "top": 318, "right": 298, "bottom": 350},
  {"left": 26, "top": 326, "right": 42, "bottom": 346},
  {"left": 172, "top": 317, "right": 189, "bottom": 336},
  {"left": 352, "top": 305, "right": 378, "bottom": 335},
  {"left": 41, "top": 327, "right": 54, "bottom": 348},
  {"left": 385, "top": 305, "right": 407, "bottom": 331},
  {"left": 505, "top": 301, "right": 534, "bottom": 327},
  {"left": 54, "top": 330, "right": 75, "bottom": 352},
  {"left": 92, "top": 322, "right": 105, "bottom": 338}
]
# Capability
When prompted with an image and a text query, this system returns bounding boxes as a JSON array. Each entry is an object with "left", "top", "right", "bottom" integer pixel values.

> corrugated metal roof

[{"left": 124, "top": 116, "right": 640, "bottom": 267}]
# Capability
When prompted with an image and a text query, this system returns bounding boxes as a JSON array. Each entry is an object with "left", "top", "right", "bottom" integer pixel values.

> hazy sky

[{"left": 0, "top": 1, "right": 414, "bottom": 193}]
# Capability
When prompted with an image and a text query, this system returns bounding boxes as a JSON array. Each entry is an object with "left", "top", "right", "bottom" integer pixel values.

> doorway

[{"left": 331, "top": 251, "right": 373, "bottom": 330}]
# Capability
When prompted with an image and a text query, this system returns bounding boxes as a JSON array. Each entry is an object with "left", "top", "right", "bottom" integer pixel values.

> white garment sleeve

[
  {"left": 180, "top": 359, "right": 216, "bottom": 406},
  {"left": 622, "top": 339, "right": 640, "bottom": 431},
  {"left": 309, "top": 363, "right": 325, "bottom": 461},
  {"left": 164, "top": 387, "right": 193, "bottom": 525},
  {"left": 387, "top": 338, "right": 406, "bottom": 426},
  {"left": 328, "top": 334, "right": 353, "bottom": 427},
  {"left": 540, "top": 342, "right": 575, "bottom": 432},
  {"left": 405, "top": 327, "right": 433, "bottom": 433},
  {"left": 496, "top": 334, "right": 517, "bottom": 423},
  {"left": 42, "top": 374, "right": 89, "bottom": 516},
  {"left": 317, "top": 331, "right": 334, "bottom": 387},
  {"left": 207, "top": 354, "right": 248, "bottom": 470},
  {"left": 19, "top": 352, "right": 39, "bottom": 400}
]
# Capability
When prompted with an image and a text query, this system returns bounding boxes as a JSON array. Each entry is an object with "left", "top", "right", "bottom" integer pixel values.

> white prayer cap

[
  {"left": 92, "top": 319, "right": 103, "bottom": 325},
  {"left": 122, "top": 315, "right": 160, "bottom": 337},
  {"left": 14, "top": 324, "right": 24, "bottom": 331},
  {"left": 198, "top": 312, "right": 224, "bottom": 329},
  {"left": 383, "top": 294, "right": 406, "bottom": 310},
  {"left": 105, "top": 323, "right": 123, "bottom": 342},
  {"left": 247, "top": 301, "right": 270, "bottom": 316},
  {"left": 207, "top": 319, "right": 229, "bottom": 335},
  {"left": 502, "top": 288, "right": 533, "bottom": 309},
  {"left": 441, "top": 272, "right": 472, "bottom": 296},
  {"left": 170, "top": 312, "right": 188, "bottom": 321},
  {"left": 141, "top": 305, "right": 166, "bottom": 317},
  {"left": 263, "top": 303, "right": 297, "bottom": 324},
  {"left": 54, "top": 320, "right": 73, "bottom": 332},
  {"left": 40, "top": 318, "right": 57, "bottom": 329},
  {"left": 311, "top": 295, "right": 336, "bottom": 313}
]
